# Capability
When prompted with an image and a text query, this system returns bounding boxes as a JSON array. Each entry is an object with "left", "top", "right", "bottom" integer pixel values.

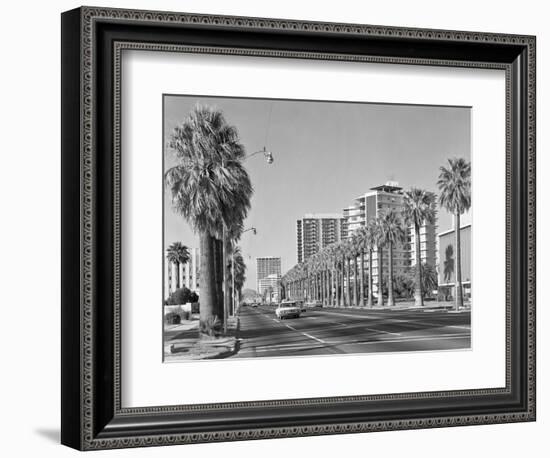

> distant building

[
  {"left": 343, "top": 181, "right": 438, "bottom": 295},
  {"left": 437, "top": 224, "right": 471, "bottom": 298},
  {"left": 296, "top": 213, "right": 346, "bottom": 263},
  {"left": 256, "top": 256, "right": 281, "bottom": 295},
  {"left": 259, "top": 274, "right": 280, "bottom": 302},
  {"left": 165, "top": 247, "right": 200, "bottom": 299}
]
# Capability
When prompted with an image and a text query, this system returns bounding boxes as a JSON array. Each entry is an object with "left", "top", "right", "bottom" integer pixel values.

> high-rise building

[
  {"left": 296, "top": 213, "right": 346, "bottom": 263},
  {"left": 165, "top": 247, "right": 200, "bottom": 299},
  {"left": 258, "top": 274, "right": 281, "bottom": 302},
  {"left": 343, "top": 181, "right": 437, "bottom": 295},
  {"left": 256, "top": 256, "right": 282, "bottom": 295}
]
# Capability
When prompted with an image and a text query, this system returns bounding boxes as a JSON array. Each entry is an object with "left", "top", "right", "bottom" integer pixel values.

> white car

[{"left": 275, "top": 301, "right": 301, "bottom": 319}]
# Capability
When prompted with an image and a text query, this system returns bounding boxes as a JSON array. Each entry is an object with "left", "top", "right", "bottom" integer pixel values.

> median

[{"left": 164, "top": 316, "right": 239, "bottom": 362}]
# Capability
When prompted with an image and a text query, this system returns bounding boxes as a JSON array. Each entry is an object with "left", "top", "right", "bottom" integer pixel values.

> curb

[{"left": 168, "top": 316, "right": 241, "bottom": 360}]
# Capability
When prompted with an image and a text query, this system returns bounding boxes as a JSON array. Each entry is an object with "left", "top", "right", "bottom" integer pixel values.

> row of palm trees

[
  {"left": 165, "top": 241, "right": 247, "bottom": 307},
  {"left": 166, "top": 242, "right": 190, "bottom": 290},
  {"left": 165, "top": 105, "right": 253, "bottom": 335},
  {"left": 281, "top": 158, "right": 471, "bottom": 311}
]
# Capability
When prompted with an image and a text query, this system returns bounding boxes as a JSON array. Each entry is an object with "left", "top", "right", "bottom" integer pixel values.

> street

[{"left": 232, "top": 305, "right": 470, "bottom": 358}]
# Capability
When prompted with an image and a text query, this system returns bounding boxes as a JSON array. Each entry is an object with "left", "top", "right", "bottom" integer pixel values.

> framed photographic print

[{"left": 61, "top": 6, "right": 536, "bottom": 450}]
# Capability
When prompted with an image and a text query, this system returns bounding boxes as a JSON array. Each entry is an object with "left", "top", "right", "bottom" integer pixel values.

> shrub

[
  {"left": 199, "top": 316, "right": 222, "bottom": 337},
  {"left": 164, "top": 312, "right": 181, "bottom": 325},
  {"left": 166, "top": 287, "right": 195, "bottom": 305}
]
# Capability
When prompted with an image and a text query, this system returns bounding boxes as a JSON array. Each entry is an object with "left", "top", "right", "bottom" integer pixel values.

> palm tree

[
  {"left": 377, "top": 209, "right": 407, "bottom": 306},
  {"left": 403, "top": 188, "right": 437, "bottom": 306},
  {"left": 372, "top": 217, "right": 385, "bottom": 307},
  {"left": 326, "top": 244, "right": 338, "bottom": 306},
  {"left": 409, "top": 263, "right": 438, "bottom": 299},
  {"left": 343, "top": 240, "right": 352, "bottom": 307},
  {"left": 165, "top": 104, "right": 252, "bottom": 335},
  {"left": 165, "top": 242, "right": 190, "bottom": 290},
  {"left": 228, "top": 245, "right": 246, "bottom": 314},
  {"left": 437, "top": 158, "right": 471, "bottom": 310},
  {"left": 356, "top": 222, "right": 377, "bottom": 307},
  {"left": 349, "top": 234, "right": 361, "bottom": 307},
  {"left": 334, "top": 243, "right": 345, "bottom": 307}
]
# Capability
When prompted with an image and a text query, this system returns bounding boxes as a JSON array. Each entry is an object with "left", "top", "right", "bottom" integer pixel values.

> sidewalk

[
  {"left": 164, "top": 316, "right": 240, "bottom": 362},
  {"left": 321, "top": 301, "right": 471, "bottom": 312}
]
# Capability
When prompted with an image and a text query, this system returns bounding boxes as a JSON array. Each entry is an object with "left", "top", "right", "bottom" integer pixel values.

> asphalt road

[{"left": 231, "top": 305, "right": 471, "bottom": 359}]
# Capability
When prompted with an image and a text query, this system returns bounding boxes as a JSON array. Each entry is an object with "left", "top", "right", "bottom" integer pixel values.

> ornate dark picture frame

[{"left": 61, "top": 6, "right": 536, "bottom": 451}]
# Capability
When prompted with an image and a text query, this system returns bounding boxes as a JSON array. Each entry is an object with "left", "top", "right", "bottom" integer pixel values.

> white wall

[{"left": 0, "top": 0, "right": 545, "bottom": 456}]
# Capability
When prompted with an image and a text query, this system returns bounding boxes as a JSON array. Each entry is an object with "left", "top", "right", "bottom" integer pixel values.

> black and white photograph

[{"left": 162, "top": 95, "right": 472, "bottom": 361}]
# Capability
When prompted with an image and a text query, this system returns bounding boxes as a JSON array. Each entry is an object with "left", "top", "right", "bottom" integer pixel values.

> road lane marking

[
  {"left": 317, "top": 310, "right": 377, "bottom": 319},
  {"left": 236, "top": 334, "right": 470, "bottom": 356},
  {"left": 363, "top": 327, "right": 401, "bottom": 336},
  {"left": 341, "top": 334, "right": 470, "bottom": 346},
  {"left": 302, "top": 332, "right": 325, "bottom": 344},
  {"left": 283, "top": 323, "right": 326, "bottom": 344}
]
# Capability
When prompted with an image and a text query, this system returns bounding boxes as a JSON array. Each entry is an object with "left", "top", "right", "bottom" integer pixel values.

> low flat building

[{"left": 437, "top": 224, "right": 472, "bottom": 299}]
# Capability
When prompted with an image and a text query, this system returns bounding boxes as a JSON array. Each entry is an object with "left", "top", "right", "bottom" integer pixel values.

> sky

[{"left": 163, "top": 95, "right": 471, "bottom": 291}]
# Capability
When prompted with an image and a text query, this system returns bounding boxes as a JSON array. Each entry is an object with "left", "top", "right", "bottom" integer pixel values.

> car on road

[
  {"left": 252, "top": 303, "right": 258, "bottom": 308},
  {"left": 305, "top": 300, "right": 322, "bottom": 309},
  {"left": 275, "top": 301, "right": 301, "bottom": 319}
]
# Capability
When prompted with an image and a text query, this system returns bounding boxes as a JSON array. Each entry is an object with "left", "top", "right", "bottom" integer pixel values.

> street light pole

[
  {"left": 246, "top": 146, "right": 274, "bottom": 164},
  {"left": 232, "top": 227, "right": 256, "bottom": 316}
]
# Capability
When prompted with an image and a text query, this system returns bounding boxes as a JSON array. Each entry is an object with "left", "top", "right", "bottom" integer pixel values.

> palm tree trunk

[
  {"left": 414, "top": 223, "right": 424, "bottom": 307},
  {"left": 322, "top": 271, "right": 326, "bottom": 305},
  {"left": 455, "top": 212, "right": 464, "bottom": 311},
  {"left": 176, "top": 262, "right": 181, "bottom": 289},
  {"left": 199, "top": 232, "right": 217, "bottom": 334},
  {"left": 353, "top": 256, "right": 359, "bottom": 307},
  {"left": 326, "top": 270, "right": 330, "bottom": 306},
  {"left": 388, "top": 242, "right": 395, "bottom": 306},
  {"left": 211, "top": 238, "right": 223, "bottom": 320},
  {"left": 377, "top": 248, "right": 384, "bottom": 307},
  {"left": 367, "top": 249, "right": 373, "bottom": 307},
  {"left": 333, "top": 267, "right": 337, "bottom": 306},
  {"left": 360, "top": 251, "right": 365, "bottom": 307},
  {"left": 222, "top": 230, "right": 230, "bottom": 334},
  {"left": 340, "top": 255, "right": 345, "bottom": 307},
  {"left": 346, "top": 258, "right": 351, "bottom": 307}
]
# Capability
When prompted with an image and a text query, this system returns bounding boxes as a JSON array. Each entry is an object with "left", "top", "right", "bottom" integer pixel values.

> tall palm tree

[
  {"left": 437, "top": 158, "right": 471, "bottom": 311},
  {"left": 403, "top": 188, "right": 437, "bottom": 306},
  {"left": 228, "top": 245, "right": 246, "bottom": 314},
  {"left": 356, "top": 222, "right": 377, "bottom": 307},
  {"left": 165, "top": 242, "right": 190, "bottom": 290},
  {"left": 326, "top": 244, "right": 338, "bottom": 306},
  {"left": 377, "top": 209, "right": 407, "bottom": 306},
  {"left": 372, "top": 217, "right": 385, "bottom": 307},
  {"left": 349, "top": 234, "right": 361, "bottom": 307},
  {"left": 165, "top": 104, "right": 253, "bottom": 335}
]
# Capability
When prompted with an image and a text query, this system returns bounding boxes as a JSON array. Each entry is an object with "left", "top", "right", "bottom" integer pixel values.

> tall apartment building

[
  {"left": 296, "top": 213, "right": 346, "bottom": 263},
  {"left": 344, "top": 181, "right": 437, "bottom": 295},
  {"left": 165, "top": 247, "right": 200, "bottom": 299},
  {"left": 256, "top": 256, "right": 282, "bottom": 295}
]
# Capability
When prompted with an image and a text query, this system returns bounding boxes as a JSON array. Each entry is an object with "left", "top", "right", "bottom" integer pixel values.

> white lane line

[
  {"left": 302, "top": 333, "right": 326, "bottom": 344},
  {"left": 344, "top": 334, "right": 470, "bottom": 346},
  {"left": 363, "top": 327, "right": 401, "bottom": 336},
  {"left": 318, "top": 310, "right": 377, "bottom": 319},
  {"left": 237, "top": 334, "right": 470, "bottom": 355},
  {"left": 325, "top": 332, "right": 469, "bottom": 345},
  {"left": 283, "top": 323, "right": 326, "bottom": 344}
]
